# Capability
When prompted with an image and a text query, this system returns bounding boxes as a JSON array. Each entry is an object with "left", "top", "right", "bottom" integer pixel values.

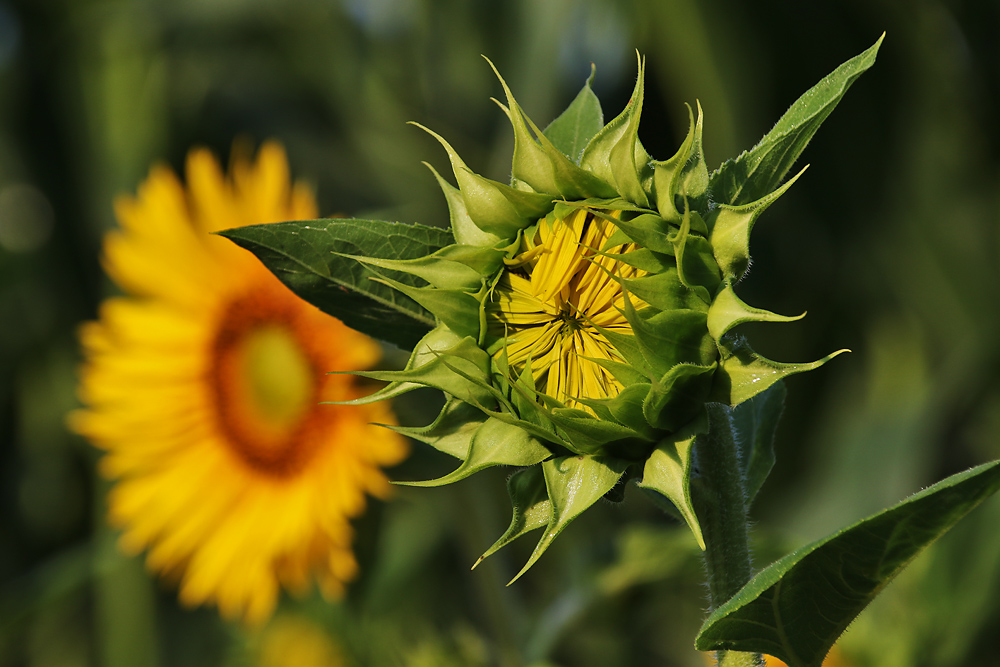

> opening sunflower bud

[{"left": 226, "top": 46, "right": 874, "bottom": 580}]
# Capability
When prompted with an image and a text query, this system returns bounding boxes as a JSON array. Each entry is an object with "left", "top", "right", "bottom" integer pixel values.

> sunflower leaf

[
  {"left": 695, "top": 459, "right": 1000, "bottom": 667},
  {"left": 219, "top": 218, "right": 453, "bottom": 350},
  {"left": 710, "top": 34, "right": 883, "bottom": 206},
  {"left": 340, "top": 244, "right": 503, "bottom": 290}
]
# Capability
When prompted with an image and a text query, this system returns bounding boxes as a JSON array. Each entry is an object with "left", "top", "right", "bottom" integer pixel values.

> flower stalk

[{"left": 694, "top": 403, "right": 763, "bottom": 667}]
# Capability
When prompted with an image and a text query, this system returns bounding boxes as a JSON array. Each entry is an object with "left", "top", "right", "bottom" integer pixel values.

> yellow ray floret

[
  {"left": 490, "top": 208, "right": 645, "bottom": 409},
  {"left": 72, "top": 142, "right": 407, "bottom": 625}
]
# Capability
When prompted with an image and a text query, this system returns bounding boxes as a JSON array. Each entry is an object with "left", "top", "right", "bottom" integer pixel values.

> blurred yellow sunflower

[{"left": 72, "top": 141, "right": 407, "bottom": 625}]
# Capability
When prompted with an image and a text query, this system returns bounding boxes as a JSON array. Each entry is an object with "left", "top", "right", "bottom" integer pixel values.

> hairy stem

[{"left": 693, "top": 403, "right": 763, "bottom": 667}]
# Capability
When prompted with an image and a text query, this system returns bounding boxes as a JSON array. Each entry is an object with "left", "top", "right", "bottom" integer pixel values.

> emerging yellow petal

[{"left": 489, "top": 208, "right": 645, "bottom": 409}]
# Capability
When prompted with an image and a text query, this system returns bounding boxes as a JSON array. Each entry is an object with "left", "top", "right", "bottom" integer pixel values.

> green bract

[{"left": 224, "top": 38, "right": 883, "bottom": 581}]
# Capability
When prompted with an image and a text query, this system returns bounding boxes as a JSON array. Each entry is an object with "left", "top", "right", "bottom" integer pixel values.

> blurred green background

[{"left": 2, "top": 0, "right": 999, "bottom": 665}]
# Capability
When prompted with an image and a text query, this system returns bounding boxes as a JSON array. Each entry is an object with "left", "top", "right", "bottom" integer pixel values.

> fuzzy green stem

[{"left": 693, "top": 403, "right": 763, "bottom": 667}]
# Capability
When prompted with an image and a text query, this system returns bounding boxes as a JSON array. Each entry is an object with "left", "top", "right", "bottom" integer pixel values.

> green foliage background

[{"left": 1, "top": 1, "right": 998, "bottom": 666}]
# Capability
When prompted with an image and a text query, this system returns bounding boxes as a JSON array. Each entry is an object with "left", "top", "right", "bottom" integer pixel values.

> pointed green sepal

[
  {"left": 621, "top": 301, "right": 715, "bottom": 379},
  {"left": 612, "top": 247, "right": 674, "bottom": 274},
  {"left": 397, "top": 417, "right": 551, "bottom": 487},
  {"left": 636, "top": 419, "right": 708, "bottom": 549},
  {"left": 695, "top": 458, "right": 1000, "bottom": 667},
  {"left": 707, "top": 282, "right": 806, "bottom": 341},
  {"left": 339, "top": 242, "right": 502, "bottom": 291},
  {"left": 486, "top": 58, "right": 614, "bottom": 200},
  {"left": 708, "top": 165, "right": 807, "bottom": 280},
  {"left": 413, "top": 122, "right": 553, "bottom": 237},
  {"left": 591, "top": 383, "right": 658, "bottom": 441},
  {"left": 382, "top": 399, "right": 486, "bottom": 460},
  {"left": 624, "top": 269, "right": 708, "bottom": 313},
  {"left": 643, "top": 362, "right": 717, "bottom": 431},
  {"left": 671, "top": 205, "right": 719, "bottom": 301},
  {"left": 547, "top": 407, "right": 653, "bottom": 457},
  {"left": 338, "top": 326, "right": 466, "bottom": 405},
  {"left": 510, "top": 455, "right": 629, "bottom": 583},
  {"left": 474, "top": 467, "right": 551, "bottom": 567},
  {"left": 422, "top": 161, "right": 503, "bottom": 247},
  {"left": 581, "top": 52, "right": 652, "bottom": 208},
  {"left": 370, "top": 274, "right": 483, "bottom": 339},
  {"left": 608, "top": 212, "right": 676, "bottom": 254},
  {"left": 350, "top": 334, "right": 495, "bottom": 407},
  {"left": 653, "top": 102, "right": 708, "bottom": 222},
  {"left": 713, "top": 338, "right": 849, "bottom": 407}
]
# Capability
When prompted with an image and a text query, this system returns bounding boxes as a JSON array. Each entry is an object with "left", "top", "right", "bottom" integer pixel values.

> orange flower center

[{"left": 210, "top": 285, "right": 323, "bottom": 477}]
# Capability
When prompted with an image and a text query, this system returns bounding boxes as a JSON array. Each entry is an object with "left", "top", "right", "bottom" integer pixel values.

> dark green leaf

[
  {"left": 220, "top": 219, "right": 453, "bottom": 349},
  {"left": 695, "top": 459, "right": 1000, "bottom": 667},
  {"left": 710, "top": 34, "right": 883, "bottom": 206},
  {"left": 730, "top": 380, "right": 786, "bottom": 504}
]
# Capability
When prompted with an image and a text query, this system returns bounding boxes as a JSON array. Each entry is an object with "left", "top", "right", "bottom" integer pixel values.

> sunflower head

[
  {"left": 247, "top": 44, "right": 878, "bottom": 580},
  {"left": 73, "top": 142, "right": 408, "bottom": 624}
]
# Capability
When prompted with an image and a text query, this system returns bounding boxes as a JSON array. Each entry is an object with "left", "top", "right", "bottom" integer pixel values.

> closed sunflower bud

[{"left": 339, "top": 55, "right": 850, "bottom": 581}]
